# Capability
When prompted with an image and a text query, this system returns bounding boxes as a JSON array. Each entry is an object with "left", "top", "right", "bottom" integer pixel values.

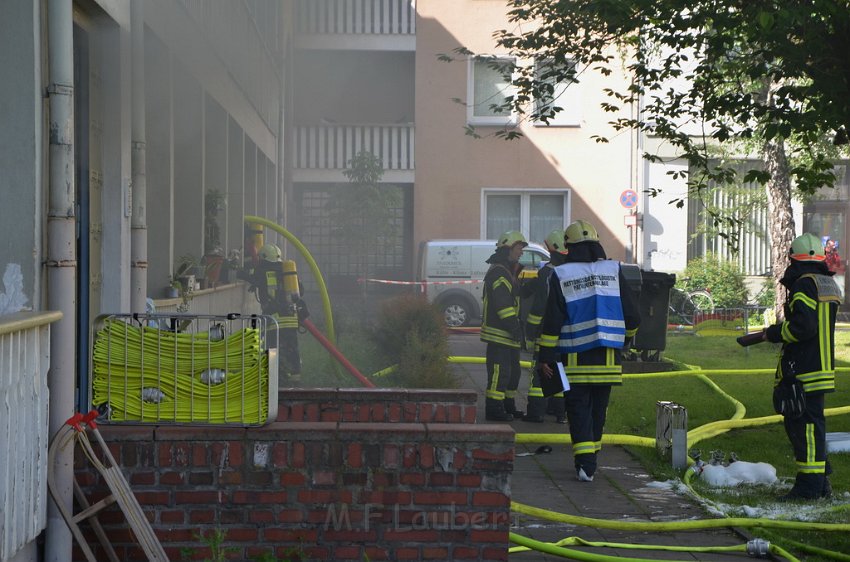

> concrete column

[
  {"left": 131, "top": 0, "right": 148, "bottom": 312},
  {"left": 45, "top": 0, "right": 76, "bottom": 560}
]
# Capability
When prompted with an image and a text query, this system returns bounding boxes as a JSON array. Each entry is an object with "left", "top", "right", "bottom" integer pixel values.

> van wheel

[{"left": 440, "top": 298, "right": 471, "bottom": 327}]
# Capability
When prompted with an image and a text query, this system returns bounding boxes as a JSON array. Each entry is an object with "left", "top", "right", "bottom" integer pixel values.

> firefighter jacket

[
  {"left": 765, "top": 260, "right": 839, "bottom": 395},
  {"left": 251, "top": 261, "right": 299, "bottom": 329},
  {"left": 525, "top": 251, "right": 567, "bottom": 347},
  {"left": 480, "top": 248, "right": 524, "bottom": 349},
  {"left": 537, "top": 241, "right": 640, "bottom": 385}
]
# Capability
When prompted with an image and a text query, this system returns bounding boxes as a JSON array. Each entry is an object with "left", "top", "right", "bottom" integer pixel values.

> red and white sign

[{"left": 620, "top": 189, "right": 638, "bottom": 209}]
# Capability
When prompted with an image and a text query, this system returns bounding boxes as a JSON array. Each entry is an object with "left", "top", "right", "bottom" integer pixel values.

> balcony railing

[
  {"left": 294, "top": 124, "right": 415, "bottom": 171},
  {"left": 0, "top": 311, "right": 62, "bottom": 561},
  {"left": 296, "top": 0, "right": 416, "bottom": 35}
]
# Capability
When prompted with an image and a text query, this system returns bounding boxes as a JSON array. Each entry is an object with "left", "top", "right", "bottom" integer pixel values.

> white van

[{"left": 417, "top": 239, "right": 550, "bottom": 327}]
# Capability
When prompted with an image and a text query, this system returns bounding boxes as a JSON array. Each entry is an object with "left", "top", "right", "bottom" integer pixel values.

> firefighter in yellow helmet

[
  {"left": 251, "top": 243, "right": 305, "bottom": 382},
  {"left": 522, "top": 228, "right": 569, "bottom": 423},
  {"left": 481, "top": 230, "right": 528, "bottom": 421},
  {"left": 761, "top": 233, "right": 840, "bottom": 500},
  {"left": 537, "top": 220, "right": 641, "bottom": 481}
]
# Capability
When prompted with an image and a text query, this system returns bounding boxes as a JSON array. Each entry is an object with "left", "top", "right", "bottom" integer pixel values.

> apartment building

[
  {"left": 292, "top": 0, "right": 850, "bottom": 307},
  {"left": 290, "top": 0, "right": 639, "bottom": 294},
  {"left": 0, "top": 2, "right": 292, "bottom": 559}
]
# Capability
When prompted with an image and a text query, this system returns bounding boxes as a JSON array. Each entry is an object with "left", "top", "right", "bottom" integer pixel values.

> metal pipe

[
  {"left": 130, "top": 0, "right": 148, "bottom": 312},
  {"left": 45, "top": 0, "right": 76, "bottom": 560}
]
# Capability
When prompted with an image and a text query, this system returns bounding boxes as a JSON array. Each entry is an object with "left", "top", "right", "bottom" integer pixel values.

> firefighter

[
  {"left": 537, "top": 220, "right": 640, "bottom": 481},
  {"left": 522, "top": 228, "right": 569, "bottom": 423},
  {"left": 763, "top": 233, "right": 839, "bottom": 500},
  {"left": 251, "top": 243, "right": 304, "bottom": 382},
  {"left": 481, "top": 230, "right": 527, "bottom": 421}
]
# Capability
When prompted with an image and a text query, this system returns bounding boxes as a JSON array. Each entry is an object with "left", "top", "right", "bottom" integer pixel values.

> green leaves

[{"left": 482, "top": 0, "right": 850, "bottom": 249}]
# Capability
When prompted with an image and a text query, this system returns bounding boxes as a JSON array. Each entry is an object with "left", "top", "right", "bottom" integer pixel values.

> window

[
  {"left": 687, "top": 160, "right": 771, "bottom": 276},
  {"left": 812, "top": 162, "right": 850, "bottom": 201},
  {"left": 482, "top": 189, "right": 570, "bottom": 244},
  {"left": 468, "top": 56, "right": 517, "bottom": 126},
  {"left": 534, "top": 58, "right": 581, "bottom": 127}
]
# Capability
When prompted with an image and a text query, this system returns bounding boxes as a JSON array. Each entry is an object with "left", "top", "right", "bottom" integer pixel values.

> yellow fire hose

[
  {"left": 445, "top": 356, "right": 850, "bottom": 559},
  {"left": 91, "top": 320, "right": 268, "bottom": 422},
  {"left": 508, "top": 533, "right": 801, "bottom": 562},
  {"left": 244, "top": 215, "right": 336, "bottom": 345}
]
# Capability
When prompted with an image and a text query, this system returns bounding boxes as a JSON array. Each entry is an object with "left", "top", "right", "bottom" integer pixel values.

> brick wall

[
  {"left": 74, "top": 389, "right": 515, "bottom": 561},
  {"left": 276, "top": 388, "right": 479, "bottom": 424}
]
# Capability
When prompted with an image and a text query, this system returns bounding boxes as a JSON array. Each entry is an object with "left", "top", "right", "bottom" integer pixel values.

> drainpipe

[
  {"left": 45, "top": 0, "right": 76, "bottom": 560},
  {"left": 277, "top": 4, "right": 292, "bottom": 239},
  {"left": 130, "top": 0, "right": 148, "bottom": 312}
]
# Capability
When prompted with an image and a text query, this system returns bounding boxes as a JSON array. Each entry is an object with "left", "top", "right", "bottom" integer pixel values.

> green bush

[
  {"left": 373, "top": 294, "right": 446, "bottom": 355},
  {"left": 373, "top": 295, "right": 458, "bottom": 389},
  {"left": 678, "top": 252, "right": 748, "bottom": 308}
]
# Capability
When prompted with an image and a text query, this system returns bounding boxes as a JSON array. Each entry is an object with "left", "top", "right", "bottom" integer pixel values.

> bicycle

[{"left": 668, "top": 287, "right": 715, "bottom": 326}]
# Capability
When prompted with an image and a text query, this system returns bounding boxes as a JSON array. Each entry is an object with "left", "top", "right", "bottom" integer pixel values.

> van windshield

[{"left": 519, "top": 249, "right": 548, "bottom": 269}]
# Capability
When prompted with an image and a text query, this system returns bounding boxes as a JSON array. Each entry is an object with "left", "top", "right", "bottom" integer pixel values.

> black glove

[
  {"left": 765, "top": 324, "right": 782, "bottom": 343},
  {"left": 295, "top": 297, "right": 310, "bottom": 323}
]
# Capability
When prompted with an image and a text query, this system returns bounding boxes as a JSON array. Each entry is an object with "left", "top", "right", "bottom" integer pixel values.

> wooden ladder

[{"left": 47, "top": 412, "right": 169, "bottom": 562}]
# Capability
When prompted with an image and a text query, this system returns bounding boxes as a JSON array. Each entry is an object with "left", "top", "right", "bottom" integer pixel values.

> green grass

[{"left": 607, "top": 331, "right": 850, "bottom": 561}]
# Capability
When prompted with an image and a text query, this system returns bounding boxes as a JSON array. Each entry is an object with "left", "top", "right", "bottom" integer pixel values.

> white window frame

[
  {"left": 533, "top": 58, "right": 581, "bottom": 127},
  {"left": 467, "top": 55, "right": 518, "bottom": 126},
  {"left": 480, "top": 188, "right": 571, "bottom": 240}
]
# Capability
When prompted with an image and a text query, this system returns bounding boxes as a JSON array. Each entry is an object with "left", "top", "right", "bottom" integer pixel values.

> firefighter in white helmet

[
  {"left": 761, "top": 233, "right": 840, "bottom": 500},
  {"left": 251, "top": 243, "right": 307, "bottom": 382},
  {"left": 522, "top": 228, "right": 569, "bottom": 424}
]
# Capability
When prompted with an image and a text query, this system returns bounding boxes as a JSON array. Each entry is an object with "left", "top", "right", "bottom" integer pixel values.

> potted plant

[
  {"left": 203, "top": 189, "right": 226, "bottom": 287},
  {"left": 165, "top": 276, "right": 181, "bottom": 299},
  {"left": 175, "top": 253, "right": 199, "bottom": 292},
  {"left": 223, "top": 248, "right": 242, "bottom": 284}
]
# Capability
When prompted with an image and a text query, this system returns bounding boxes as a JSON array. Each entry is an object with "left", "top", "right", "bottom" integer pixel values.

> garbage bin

[{"left": 633, "top": 270, "right": 676, "bottom": 359}]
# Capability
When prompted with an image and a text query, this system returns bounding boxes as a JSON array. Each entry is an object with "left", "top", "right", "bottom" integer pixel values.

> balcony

[
  {"left": 293, "top": 124, "right": 415, "bottom": 183},
  {"left": 296, "top": 0, "right": 416, "bottom": 51},
  {"left": 0, "top": 311, "right": 61, "bottom": 561}
]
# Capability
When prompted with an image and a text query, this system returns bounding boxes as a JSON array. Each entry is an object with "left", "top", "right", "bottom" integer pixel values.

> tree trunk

[{"left": 762, "top": 136, "right": 794, "bottom": 320}]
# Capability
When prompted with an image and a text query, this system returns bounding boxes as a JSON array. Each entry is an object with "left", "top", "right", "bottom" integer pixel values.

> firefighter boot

[
  {"left": 778, "top": 473, "right": 823, "bottom": 501},
  {"left": 522, "top": 396, "right": 545, "bottom": 423},
  {"left": 549, "top": 394, "right": 567, "bottom": 424},
  {"left": 485, "top": 399, "right": 513, "bottom": 422},
  {"left": 504, "top": 398, "right": 524, "bottom": 419}
]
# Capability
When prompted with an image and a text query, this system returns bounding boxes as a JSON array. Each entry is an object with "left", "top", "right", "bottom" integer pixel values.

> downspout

[
  {"left": 130, "top": 1, "right": 147, "bottom": 312},
  {"left": 45, "top": 0, "right": 76, "bottom": 560},
  {"left": 277, "top": 4, "right": 293, "bottom": 240}
]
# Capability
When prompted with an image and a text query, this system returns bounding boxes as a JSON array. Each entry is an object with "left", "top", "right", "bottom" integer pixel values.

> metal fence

[
  {"left": 689, "top": 307, "right": 771, "bottom": 336},
  {"left": 90, "top": 313, "right": 278, "bottom": 425}
]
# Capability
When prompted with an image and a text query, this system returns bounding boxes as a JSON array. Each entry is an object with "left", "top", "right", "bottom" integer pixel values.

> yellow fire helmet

[
  {"left": 790, "top": 233, "right": 825, "bottom": 262},
  {"left": 545, "top": 228, "right": 568, "bottom": 254},
  {"left": 565, "top": 220, "right": 599, "bottom": 244},
  {"left": 258, "top": 243, "right": 282, "bottom": 263},
  {"left": 496, "top": 230, "right": 528, "bottom": 248}
]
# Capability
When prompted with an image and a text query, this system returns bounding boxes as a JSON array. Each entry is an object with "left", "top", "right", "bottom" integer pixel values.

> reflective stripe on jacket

[{"left": 481, "top": 263, "right": 522, "bottom": 348}]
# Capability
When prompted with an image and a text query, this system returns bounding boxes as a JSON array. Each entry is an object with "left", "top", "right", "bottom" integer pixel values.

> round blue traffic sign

[{"left": 620, "top": 189, "right": 638, "bottom": 209}]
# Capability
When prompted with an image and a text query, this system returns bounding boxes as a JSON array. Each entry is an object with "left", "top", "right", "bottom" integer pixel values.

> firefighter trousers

[
  {"left": 485, "top": 344, "right": 521, "bottom": 403},
  {"left": 565, "top": 384, "right": 612, "bottom": 477},
  {"left": 784, "top": 392, "right": 831, "bottom": 497}
]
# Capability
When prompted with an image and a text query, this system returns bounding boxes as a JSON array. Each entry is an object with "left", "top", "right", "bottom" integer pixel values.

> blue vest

[{"left": 552, "top": 260, "right": 626, "bottom": 353}]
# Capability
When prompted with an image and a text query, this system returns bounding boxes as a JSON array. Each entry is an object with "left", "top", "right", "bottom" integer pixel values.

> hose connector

[{"left": 746, "top": 538, "right": 770, "bottom": 558}]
